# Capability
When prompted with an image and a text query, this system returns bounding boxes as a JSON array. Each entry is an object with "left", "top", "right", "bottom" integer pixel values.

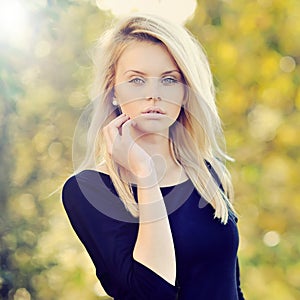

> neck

[
  {"left": 131, "top": 128, "right": 175, "bottom": 163},
  {"left": 128, "top": 128, "right": 185, "bottom": 186}
]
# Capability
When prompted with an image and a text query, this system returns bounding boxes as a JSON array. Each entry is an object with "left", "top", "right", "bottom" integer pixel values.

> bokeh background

[{"left": 1, "top": 0, "right": 299, "bottom": 299}]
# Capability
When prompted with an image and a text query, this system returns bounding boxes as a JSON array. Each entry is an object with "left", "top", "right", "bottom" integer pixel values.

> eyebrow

[{"left": 123, "top": 69, "right": 181, "bottom": 76}]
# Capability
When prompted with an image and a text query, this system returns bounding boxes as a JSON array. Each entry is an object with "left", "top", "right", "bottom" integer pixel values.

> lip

[
  {"left": 141, "top": 106, "right": 166, "bottom": 114},
  {"left": 140, "top": 112, "right": 165, "bottom": 120}
]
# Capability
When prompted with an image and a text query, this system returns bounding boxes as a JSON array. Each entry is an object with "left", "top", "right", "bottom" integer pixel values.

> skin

[
  {"left": 102, "top": 41, "right": 189, "bottom": 285},
  {"left": 114, "top": 41, "right": 185, "bottom": 135},
  {"left": 109, "top": 41, "right": 187, "bottom": 185}
]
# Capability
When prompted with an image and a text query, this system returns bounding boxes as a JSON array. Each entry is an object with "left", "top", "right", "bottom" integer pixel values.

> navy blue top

[{"left": 62, "top": 169, "right": 244, "bottom": 300}]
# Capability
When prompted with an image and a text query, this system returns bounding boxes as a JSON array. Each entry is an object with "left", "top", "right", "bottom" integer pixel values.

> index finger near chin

[
  {"left": 121, "top": 119, "right": 134, "bottom": 138},
  {"left": 105, "top": 114, "right": 128, "bottom": 138},
  {"left": 111, "top": 114, "right": 129, "bottom": 128}
]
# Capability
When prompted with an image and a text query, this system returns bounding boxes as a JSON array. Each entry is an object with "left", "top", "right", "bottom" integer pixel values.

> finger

[
  {"left": 105, "top": 114, "right": 128, "bottom": 140},
  {"left": 108, "top": 114, "right": 130, "bottom": 138},
  {"left": 110, "top": 113, "right": 130, "bottom": 129},
  {"left": 105, "top": 114, "right": 130, "bottom": 155},
  {"left": 103, "top": 115, "right": 125, "bottom": 150},
  {"left": 121, "top": 119, "right": 135, "bottom": 139}
]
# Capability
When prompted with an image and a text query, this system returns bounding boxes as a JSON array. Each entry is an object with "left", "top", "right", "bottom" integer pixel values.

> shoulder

[
  {"left": 62, "top": 169, "right": 113, "bottom": 215},
  {"left": 62, "top": 170, "right": 108, "bottom": 197},
  {"left": 62, "top": 169, "right": 137, "bottom": 223}
]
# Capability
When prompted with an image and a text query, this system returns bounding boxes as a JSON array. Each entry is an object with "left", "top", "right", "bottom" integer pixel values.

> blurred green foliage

[
  {"left": 0, "top": 0, "right": 299, "bottom": 299},
  {"left": 187, "top": 1, "right": 300, "bottom": 299}
]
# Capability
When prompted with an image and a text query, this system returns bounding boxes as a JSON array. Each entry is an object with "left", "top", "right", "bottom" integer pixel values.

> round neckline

[{"left": 96, "top": 170, "right": 190, "bottom": 189}]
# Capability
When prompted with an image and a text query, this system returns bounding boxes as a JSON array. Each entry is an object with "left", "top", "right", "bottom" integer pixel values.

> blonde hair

[{"left": 76, "top": 13, "right": 236, "bottom": 224}]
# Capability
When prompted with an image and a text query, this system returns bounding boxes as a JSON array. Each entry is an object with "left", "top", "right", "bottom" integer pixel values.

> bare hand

[{"left": 103, "top": 114, "right": 154, "bottom": 179}]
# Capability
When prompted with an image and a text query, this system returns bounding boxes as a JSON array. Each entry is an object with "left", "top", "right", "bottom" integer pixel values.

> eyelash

[
  {"left": 128, "top": 77, "right": 145, "bottom": 85},
  {"left": 128, "top": 77, "right": 178, "bottom": 85},
  {"left": 162, "top": 77, "right": 178, "bottom": 85}
]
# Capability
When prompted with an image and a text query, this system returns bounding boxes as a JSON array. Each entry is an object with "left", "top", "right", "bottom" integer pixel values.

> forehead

[{"left": 116, "top": 41, "right": 179, "bottom": 75}]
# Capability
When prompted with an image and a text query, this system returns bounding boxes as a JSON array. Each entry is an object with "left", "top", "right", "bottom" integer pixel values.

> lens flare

[{"left": 0, "top": 0, "right": 29, "bottom": 44}]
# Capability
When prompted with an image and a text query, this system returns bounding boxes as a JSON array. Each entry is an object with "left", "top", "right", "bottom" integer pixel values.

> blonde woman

[{"left": 62, "top": 14, "right": 245, "bottom": 299}]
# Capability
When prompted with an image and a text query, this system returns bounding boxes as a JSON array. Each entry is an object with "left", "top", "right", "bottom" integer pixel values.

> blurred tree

[
  {"left": 0, "top": 44, "right": 21, "bottom": 299},
  {"left": 187, "top": 0, "right": 300, "bottom": 299},
  {"left": 0, "top": 0, "right": 112, "bottom": 299},
  {"left": 1, "top": 0, "right": 299, "bottom": 299}
]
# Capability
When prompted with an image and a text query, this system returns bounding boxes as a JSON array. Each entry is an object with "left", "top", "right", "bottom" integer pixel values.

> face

[{"left": 114, "top": 41, "right": 185, "bottom": 134}]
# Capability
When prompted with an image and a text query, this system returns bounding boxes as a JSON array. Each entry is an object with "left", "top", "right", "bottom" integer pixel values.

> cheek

[
  {"left": 120, "top": 102, "right": 140, "bottom": 118},
  {"left": 169, "top": 103, "right": 182, "bottom": 120},
  {"left": 115, "top": 82, "right": 144, "bottom": 104},
  {"left": 161, "top": 82, "right": 185, "bottom": 104}
]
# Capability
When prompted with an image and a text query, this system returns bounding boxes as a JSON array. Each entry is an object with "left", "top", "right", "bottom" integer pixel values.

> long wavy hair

[{"left": 76, "top": 13, "right": 236, "bottom": 224}]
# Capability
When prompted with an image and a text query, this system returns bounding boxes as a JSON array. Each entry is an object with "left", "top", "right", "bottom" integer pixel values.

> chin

[{"left": 134, "top": 119, "right": 173, "bottom": 134}]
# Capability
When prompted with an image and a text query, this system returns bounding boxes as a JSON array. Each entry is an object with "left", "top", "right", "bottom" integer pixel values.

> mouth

[{"left": 141, "top": 107, "right": 166, "bottom": 115}]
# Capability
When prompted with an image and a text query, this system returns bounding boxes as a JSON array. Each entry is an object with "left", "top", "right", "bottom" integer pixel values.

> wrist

[
  {"left": 133, "top": 159, "right": 158, "bottom": 189},
  {"left": 131, "top": 156, "right": 153, "bottom": 177}
]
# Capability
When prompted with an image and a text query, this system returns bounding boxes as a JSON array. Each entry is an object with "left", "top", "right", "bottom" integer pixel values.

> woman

[{"left": 62, "top": 13, "right": 245, "bottom": 299}]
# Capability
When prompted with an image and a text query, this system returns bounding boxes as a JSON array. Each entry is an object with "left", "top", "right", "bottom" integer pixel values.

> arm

[
  {"left": 103, "top": 115, "right": 176, "bottom": 285},
  {"left": 236, "top": 258, "right": 245, "bottom": 300},
  {"left": 133, "top": 170, "right": 176, "bottom": 285},
  {"left": 62, "top": 172, "right": 178, "bottom": 299}
]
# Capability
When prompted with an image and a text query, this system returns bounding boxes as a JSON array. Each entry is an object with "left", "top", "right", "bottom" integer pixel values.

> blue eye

[
  {"left": 161, "top": 77, "right": 178, "bottom": 85},
  {"left": 128, "top": 77, "right": 145, "bottom": 85}
]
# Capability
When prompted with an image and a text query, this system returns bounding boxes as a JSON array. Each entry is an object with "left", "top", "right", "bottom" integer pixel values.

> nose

[
  {"left": 146, "top": 96, "right": 161, "bottom": 101},
  {"left": 146, "top": 78, "right": 161, "bottom": 101}
]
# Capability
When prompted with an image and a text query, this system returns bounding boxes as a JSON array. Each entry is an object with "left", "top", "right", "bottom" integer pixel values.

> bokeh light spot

[
  {"left": 48, "top": 142, "right": 63, "bottom": 160},
  {"left": 16, "top": 193, "right": 37, "bottom": 218},
  {"left": 279, "top": 56, "right": 296, "bottom": 73},
  {"left": 96, "top": 0, "right": 196, "bottom": 24},
  {"left": 263, "top": 231, "right": 280, "bottom": 247},
  {"left": 12, "top": 287, "right": 31, "bottom": 300},
  {"left": 0, "top": 0, "right": 29, "bottom": 45},
  {"left": 248, "top": 105, "right": 282, "bottom": 141}
]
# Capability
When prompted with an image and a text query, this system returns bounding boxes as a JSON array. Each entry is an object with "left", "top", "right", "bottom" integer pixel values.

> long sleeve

[
  {"left": 207, "top": 160, "right": 245, "bottom": 299},
  {"left": 62, "top": 171, "right": 179, "bottom": 300},
  {"left": 236, "top": 258, "right": 245, "bottom": 299}
]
